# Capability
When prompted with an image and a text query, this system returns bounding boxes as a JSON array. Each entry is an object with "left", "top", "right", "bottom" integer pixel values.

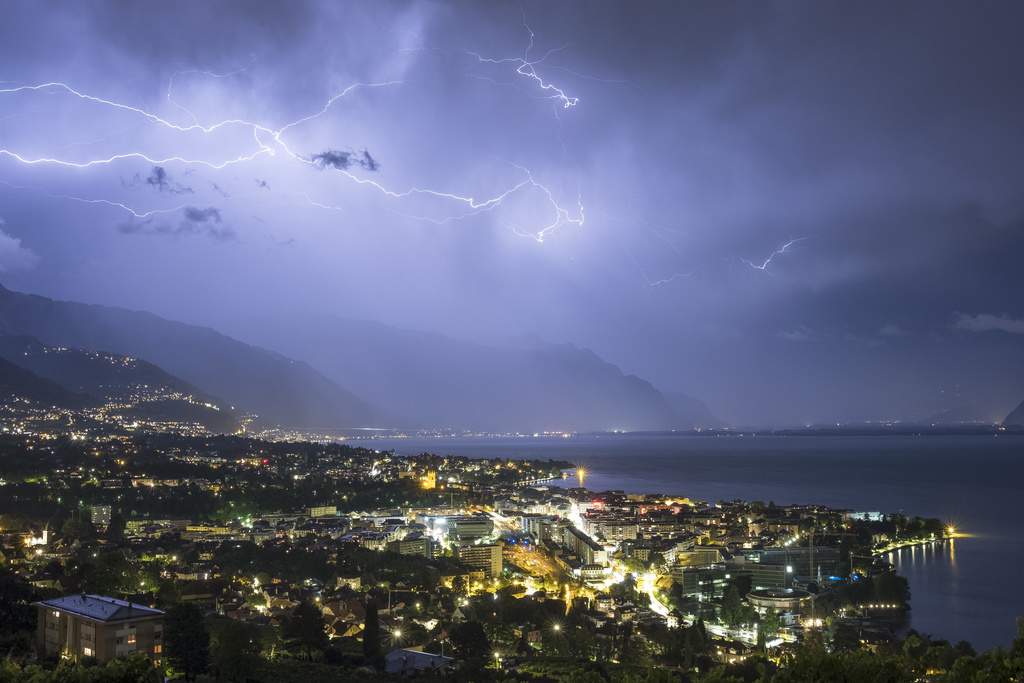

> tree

[
  {"left": 721, "top": 585, "right": 743, "bottom": 627},
  {"left": 801, "top": 626, "right": 826, "bottom": 659},
  {"left": 103, "top": 651, "right": 163, "bottom": 682},
  {"left": 874, "top": 570, "right": 911, "bottom": 607},
  {"left": 449, "top": 620, "right": 490, "bottom": 660},
  {"left": 105, "top": 512, "right": 126, "bottom": 541},
  {"left": 621, "top": 634, "right": 652, "bottom": 668},
  {"left": 829, "top": 621, "right": 862, "bottom": 654},
  {"left": 61, "top": 518, "right": 95, "bottom": 541},
  {"left": 727, "top": 574, "right": 753, "bottom": 599},
  {"left": 281, "top": 601, "right": 328, "bottom": 660},
  {"left": 758, "top": 607, "right": 778, "bottom": 638},
  {"left": 163, "top": 603, "right": 209, "bottom": 681},
  {"left": 212, "top": 619, "right": 262, "bottom": 683},
  {"left": 362, "top": 602, "right": 381, "bottom": 663},
  {"left": 155, "top": 579, "right": 182, "bottom": 610}
]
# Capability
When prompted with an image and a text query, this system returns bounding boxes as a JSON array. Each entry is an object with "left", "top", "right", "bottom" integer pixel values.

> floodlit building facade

[
  {"left": 456, "top": 543, "right": 503, "bottom": 579},
  {"left": 34, "top": 594, "right": 164, "bottom": 664}
]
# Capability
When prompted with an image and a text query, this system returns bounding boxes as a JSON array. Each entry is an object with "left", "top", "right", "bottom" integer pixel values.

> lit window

[
  {"left": 154, "top": 645, "right": 162, "bottom": 653},
  {"left": 83, "top": 647, "right": 93, "bottom": 657},
  {"left": 126, "top": 635, "right": 136, "bottom": 644}
]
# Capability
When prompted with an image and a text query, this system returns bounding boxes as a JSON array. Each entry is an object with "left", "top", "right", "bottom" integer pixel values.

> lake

[{"left": 365, "top": 433, "right": 1024, "bottom": 651}]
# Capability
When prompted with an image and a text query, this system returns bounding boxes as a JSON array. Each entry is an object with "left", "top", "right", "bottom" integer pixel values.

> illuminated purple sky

[{"left": 2, "top": 1, "right": 1023, "bottom": 425}]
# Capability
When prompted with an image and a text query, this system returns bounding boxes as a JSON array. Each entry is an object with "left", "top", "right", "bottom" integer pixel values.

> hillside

[
  {"left": 0, "top": 334, "right": 238, "bottom": 433},
  {"left": 0, "top": 285, "right": 403, "bottom": 430},
  {"left": 0, "top": 356, "right": 98, "bottom": 411},
  {"left": 1003, "top": 399, "right": 1024, "bottom": 427}
]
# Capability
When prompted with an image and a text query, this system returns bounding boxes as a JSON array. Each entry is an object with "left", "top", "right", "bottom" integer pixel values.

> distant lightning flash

[
  {"left": 464, "top": 24, "right": 579, "bottom": 110},
  {"left": 742, "top": 237, "right": 808, "bottom": 273},
  {"left": 0, "top": 26, "right": 585, "bottom": 242}
]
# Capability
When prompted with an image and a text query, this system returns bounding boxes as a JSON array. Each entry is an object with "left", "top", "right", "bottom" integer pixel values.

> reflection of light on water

[{"left": 892, "top": 538, "right": 958, "bottom": 577}]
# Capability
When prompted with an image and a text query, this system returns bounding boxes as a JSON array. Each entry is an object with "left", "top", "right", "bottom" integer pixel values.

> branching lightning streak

[
  {"left": 640, "top": 269, "right": 695, "bottom": 289},
  {"left": 0, "top": 41, "right": 584, "bottom": 242},
  {"left": 459, "top": 19, "right": 579, "bottom": 111},
  {"left": 0, "top": 180, "right": 215, "bottom": 219},
  {"left": 165, "top": 55, "right": 257, "bottom": 126},
  {"left": 742, "top": 237, "right": 808, "bottom": 273}
]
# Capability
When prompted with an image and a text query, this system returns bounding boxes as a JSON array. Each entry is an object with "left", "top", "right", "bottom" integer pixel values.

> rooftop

[
  {"left": 35, "top": 594, "right": 164, "bottom": 623},
  {"left": 383, "top": 648, "right": 453, "bottom": 674}
]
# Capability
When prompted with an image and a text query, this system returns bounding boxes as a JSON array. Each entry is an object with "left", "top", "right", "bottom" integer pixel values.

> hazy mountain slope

[
  {"left": 922, "top": 400, "right": 1001, "bottom": 425},
  {"left": 233, "top": 316, "right": 698, "bottom": 433},
  {"left": 0, "top": 334, "right": 239, "bottom": 433},
  {"left": 0, "top": 285, "right": 403, "bottom": 430},
  {"left": 1003, "top": 400, "right": 1024, "bottom": 427},
  {"left": 662, "top": 392, "right": 727, "bottom": 429},
  {"left": 0, "top": 356, "right": 98, "bottom": 410}
]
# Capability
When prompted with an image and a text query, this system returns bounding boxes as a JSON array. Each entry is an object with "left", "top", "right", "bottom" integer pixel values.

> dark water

[{"left": 366, "top": 433, "right": 1024, "bottom": 650}]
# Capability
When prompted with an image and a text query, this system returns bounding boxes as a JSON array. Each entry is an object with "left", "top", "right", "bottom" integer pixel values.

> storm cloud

[
  {"left": 311, "top": 149, "right": 380, "bottom": 173},
  {"left": 141, "top": 166, "right": 193, "bottom": 195},
  {"left": 118, "top": 207, "right": 234, "bottom": 241},
  {"left": 1, "top": 1, "right": 1023, "bottom": 425}
]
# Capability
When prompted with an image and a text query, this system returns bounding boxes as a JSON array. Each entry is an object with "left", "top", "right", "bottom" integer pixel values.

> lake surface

[{"left": 365, "top": 433, "right": 1024, "bottom": 651}]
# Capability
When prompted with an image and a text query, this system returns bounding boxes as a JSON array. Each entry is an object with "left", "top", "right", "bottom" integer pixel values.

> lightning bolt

[
  {"left": 0, "top": 180, "right": 196, "bottom": 219},
  {"left": 0, "top": 20, "right": 585, "bottom": 243},
  {"left": 742, "top": 237, "right": 808, "bottom": 273},
  {"left": 641, "top": 270, "right": 695, "bottom": 288},
  {"left": 465, "top": 32, "right": 579, "bottom": 110}
]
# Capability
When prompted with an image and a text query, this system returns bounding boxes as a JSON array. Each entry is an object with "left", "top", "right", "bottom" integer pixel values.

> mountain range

[
  {"left": 0, "top": 283, "right": 720, "bottom": 433},
  {"left": 1004, "top": 400, "right": 1024, "bottom": 427},
  {"left": 223, "top": 316, "right": 715, "bottom": 433}
]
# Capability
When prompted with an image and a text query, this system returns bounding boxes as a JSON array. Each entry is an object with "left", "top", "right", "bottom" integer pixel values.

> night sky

[{"left": 1, "top": 1, "right": 1023, "bottom": 426}]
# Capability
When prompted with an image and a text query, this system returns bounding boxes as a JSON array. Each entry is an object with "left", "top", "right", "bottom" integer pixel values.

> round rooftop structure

[{"left": 747, "top": 588, "right": 814, "bottom": 613}]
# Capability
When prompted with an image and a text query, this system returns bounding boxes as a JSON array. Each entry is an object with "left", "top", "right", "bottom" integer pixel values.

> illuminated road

[{"left": 641, "top": 571, "right": 670, "bottom": 617}]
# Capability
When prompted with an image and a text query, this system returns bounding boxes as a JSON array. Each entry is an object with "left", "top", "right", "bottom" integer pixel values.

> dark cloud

[
  {"left": 117, "top": 207, "right": 234, "bottom": 241},
  {"left": 310, "top": 149, "right": 380, "bottom": 173},
  {"left": 139, "top": 166, "right": 193, "bottom": 195}
]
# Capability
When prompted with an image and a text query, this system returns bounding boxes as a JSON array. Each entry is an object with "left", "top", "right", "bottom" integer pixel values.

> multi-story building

[
  {"left": 386, "top": 533, "right": 434, "bottom": 558},
  {"left": 34, "top": 595, "right": 164, "bottom": 663},
  {"left": 91, "top": 506, "right": 111, "bottom": 527},
  {"left": 456, "top": 543, "right": 503, "bottom": 579},
  {"left": 600, "top": 520, "right": 638, "bottom": 541},
  {"left": 561, "top": 525, "right": 607, "bottom": 566},
  {"left": 443, "top": 516, "right": 494, "bottom": 541},
  {"left": 520, "top": 514, "right": 557, "bottom": 540}
]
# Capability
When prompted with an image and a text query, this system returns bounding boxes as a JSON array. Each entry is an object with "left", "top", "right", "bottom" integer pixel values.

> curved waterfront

[{"left": 369, "top": 433, "right": 1024, "bottom": 650}]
